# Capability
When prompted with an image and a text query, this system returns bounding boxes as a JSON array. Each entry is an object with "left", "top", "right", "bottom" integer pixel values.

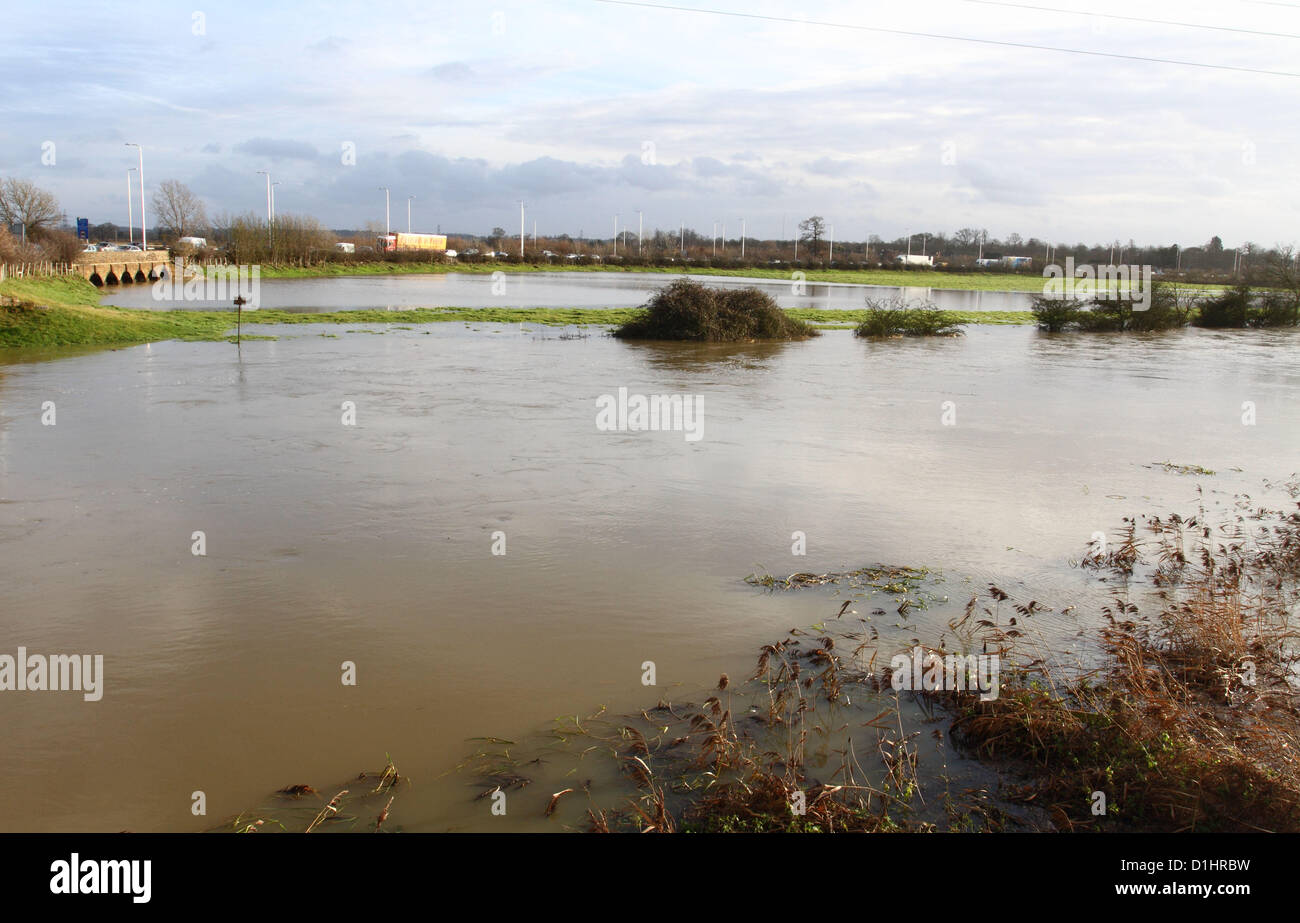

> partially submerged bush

[
  {"left": 1194, "top": 284, "right": 1252, "bottom": 328},
  {"left": 613, "top": 279, "right": 818, "bottom": 341},
  {"left": 854, "top": 298, "right": 965, "bottom": 338},
  {"left": 1074, "top": 282, "right": 1192, "bottom": 332},
  {"left": 1029, "top": 295, "right": 1080, "bottom": 332},
  {"left": 1194, "top": 284, "right": 1299, "bottom": 328}
]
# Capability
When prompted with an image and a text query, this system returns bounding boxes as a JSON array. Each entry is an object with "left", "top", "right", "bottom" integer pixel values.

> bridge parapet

[{"left": 74, "top": 250, "right": 172, "bottom": 285}]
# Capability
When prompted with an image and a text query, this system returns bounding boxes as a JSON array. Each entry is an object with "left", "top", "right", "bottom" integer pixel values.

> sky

[{"left": 2, "top": 0, "right": 1298, "bottom": 247}]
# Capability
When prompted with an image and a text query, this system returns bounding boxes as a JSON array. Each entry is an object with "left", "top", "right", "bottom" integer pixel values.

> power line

[
  {"left": 962, "top": 0, "right": 1300, "bottom": 41},
  {"left": 592, "top": 0, "right": 1300, "bottom": 77}
]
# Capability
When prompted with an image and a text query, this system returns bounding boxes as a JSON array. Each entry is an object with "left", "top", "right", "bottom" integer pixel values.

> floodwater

[
  {"left": 98, "top": 269, "right": 1035, "bottom": 313},
  {"left": 2, "top": 310, "right": 1298, "bottom": 831}
]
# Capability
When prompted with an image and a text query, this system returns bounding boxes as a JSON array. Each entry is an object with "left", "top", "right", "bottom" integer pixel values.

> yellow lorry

[{"left": 376, "top": 233, "right": 447, "bottom": 253}]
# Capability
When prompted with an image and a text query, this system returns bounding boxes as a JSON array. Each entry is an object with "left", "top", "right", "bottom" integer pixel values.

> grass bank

[{"left": 0, "top": 276, "right": 1034, "bottom": 348}]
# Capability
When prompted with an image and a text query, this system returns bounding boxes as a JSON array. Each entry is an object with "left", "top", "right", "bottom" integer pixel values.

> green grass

[
  {"left": 260, "top": 259, "right": 1068, "bottom": 292},
  {"left": 0, "top": 276, "right": 1036, "bottom": 349}
]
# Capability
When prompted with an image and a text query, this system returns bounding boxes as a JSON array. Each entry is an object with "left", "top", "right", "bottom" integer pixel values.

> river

[{"left": 2, "top": 280, "right": 1298, "bottom": 830}]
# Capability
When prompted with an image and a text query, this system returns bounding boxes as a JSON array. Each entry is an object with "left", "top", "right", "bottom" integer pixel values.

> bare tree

[
  {"left": 151, "top": 179, "right": 208, "bottom": 240},
  {"left": 0, "top": 177, "right": 61, "bottom": 242},
  {"left": 798, "top": 216, "right": 825, "bottom": 257}
]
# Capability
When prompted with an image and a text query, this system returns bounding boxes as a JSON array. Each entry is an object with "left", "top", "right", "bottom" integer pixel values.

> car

[
  {"left": 443, "top": 249, "right": 458, "bottom": 258},
  {"left": 82, "top": 244, "right": 98, "bottom": 253}
]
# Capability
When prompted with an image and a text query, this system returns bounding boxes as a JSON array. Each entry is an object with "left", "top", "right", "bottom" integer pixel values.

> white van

[{"left": 177, "top": 236, "right": 208, "bottom": 248}]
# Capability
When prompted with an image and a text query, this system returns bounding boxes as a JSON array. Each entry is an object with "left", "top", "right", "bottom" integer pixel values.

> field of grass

[
  {"left": 260, "top": 260, "right": 1068, "bottom": 292},
  {"left": 0, "top": 276, "right": 1037, "bottom": 348}
]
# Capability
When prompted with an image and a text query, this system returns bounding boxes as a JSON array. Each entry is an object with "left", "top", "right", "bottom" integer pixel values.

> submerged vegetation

[
  {"left": 1031, "top": 278, "right": 1300, "bottom": 332},
  {"left": 612, "top": 279, "right": 818, "bottom": 341},
  {"left": 214, "top": 755, "right": 408, "bottom": 833},
  {"left": 2, "top": 276, "right": 1034, "bottom": 349},
  {"left": 455, "top": 479, "right": 1300, "bottom": 833},
  {"left": 854, "top": 297, "right": 967, "bottom": 338}
]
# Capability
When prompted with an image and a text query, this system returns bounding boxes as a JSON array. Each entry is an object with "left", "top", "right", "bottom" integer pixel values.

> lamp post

[
  {"left": 125, "top": 143, "right": 146, "bottom": 251},
  {"left": 126, "top": 168, "right": 136, "bottom": 246},
  {"left": 519, "top": 201, "right": 525, "bottom": 258},
  {"left": 636, "top": 209, "right": 643, "bottom": 256},
  {"left": 739, "top": 217, "right": 745, "bottom": 260},
  {"left": 378, "top": 187, "right": 390, "bottom": 236},
  {"left": 407, "top": 195, "right": 415, "bottom": 234},
  {"left": 257, "top": 171, "right": 272, "bottom": 223}
]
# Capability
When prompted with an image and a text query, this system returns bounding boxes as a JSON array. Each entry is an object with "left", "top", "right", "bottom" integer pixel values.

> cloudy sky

[{"left": 3, "top": 0, "right": 1297, "bottom": 246}]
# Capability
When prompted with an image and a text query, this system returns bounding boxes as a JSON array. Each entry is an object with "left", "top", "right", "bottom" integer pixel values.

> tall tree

[
  {"left": 0, "top": 177, "right": 61, "bottom": 241},
  {"left": 151, "top": 179, "right": 208, "bottom": 240},
  {"left": 798, "top": 216, "right": 825, "bottom": 257}
]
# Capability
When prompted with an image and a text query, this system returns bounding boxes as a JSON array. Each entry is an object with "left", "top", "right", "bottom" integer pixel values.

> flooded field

[
  {"left": 99, "top": 270, "right": 1036, "bottom": 313},
  {"left": 2, "top": 317, "right": 1298, "bottom": 831}
]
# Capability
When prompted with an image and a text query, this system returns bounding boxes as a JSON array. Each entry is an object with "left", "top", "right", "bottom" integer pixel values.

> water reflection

[{"left": 99, "top": 270, "right": 1037, "bottom": 313}]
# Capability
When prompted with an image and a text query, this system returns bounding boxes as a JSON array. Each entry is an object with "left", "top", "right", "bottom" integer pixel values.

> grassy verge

[{"left": 0, "top": 276, "right": 1036, "bottom": 348}]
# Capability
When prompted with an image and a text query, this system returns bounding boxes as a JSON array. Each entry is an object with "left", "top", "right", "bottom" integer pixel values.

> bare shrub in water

[{"left": 613, "top": 279, "right": 818, "bottom": 341}]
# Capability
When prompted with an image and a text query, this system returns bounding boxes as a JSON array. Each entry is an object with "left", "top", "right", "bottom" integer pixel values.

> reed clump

[{"left": 953, "top": 485, "right": 1300, "bottom": 831}]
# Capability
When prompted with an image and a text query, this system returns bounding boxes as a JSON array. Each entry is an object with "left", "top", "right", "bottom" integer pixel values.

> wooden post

[{"left": 233, "top": 295, "right": 247, "bottom": 344}]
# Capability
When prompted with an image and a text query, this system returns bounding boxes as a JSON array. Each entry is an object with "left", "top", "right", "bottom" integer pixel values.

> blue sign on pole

[{"left": 76, "top": 218, "right": 89, "bottom": 241}]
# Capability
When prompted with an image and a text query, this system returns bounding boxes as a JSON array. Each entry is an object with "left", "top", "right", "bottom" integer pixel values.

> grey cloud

[{"left": 232, "top": 138, "right": 322, "bottom": 162}]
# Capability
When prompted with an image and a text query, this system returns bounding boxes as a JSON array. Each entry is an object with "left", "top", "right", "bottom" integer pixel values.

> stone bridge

[{"left": 74, "top": 250, "right": 171, "bottom": 286}]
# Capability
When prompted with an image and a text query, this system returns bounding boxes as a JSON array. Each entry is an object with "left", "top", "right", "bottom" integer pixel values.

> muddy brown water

[{"left": 2, "top": 317, "right": 1298, "bottom": 830}]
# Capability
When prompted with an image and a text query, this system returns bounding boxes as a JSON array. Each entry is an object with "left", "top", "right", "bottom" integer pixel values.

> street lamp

[
  {"left": 738, "top": 217, "right": 745, "bottom": 260},
  {"left": 256, "top": 171, "right": 272, "bottom": 223},
  {"left": 379, "top": 187, "right": 390, "bottom": 236},
  {"left": 271, "top": 182, "right": 280, "bottom": 222},
  {"left": 636, "top": 209, "right": 643, "bottom": 256},
  {"left": 126, "top": 168, "right": 136, "bottom": 246},
  {"left": 125, "top": 143, "right": 146, "bottom": 251},
  {"left": 407, "top": 195, "right": 415, "bottom": 234}
]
